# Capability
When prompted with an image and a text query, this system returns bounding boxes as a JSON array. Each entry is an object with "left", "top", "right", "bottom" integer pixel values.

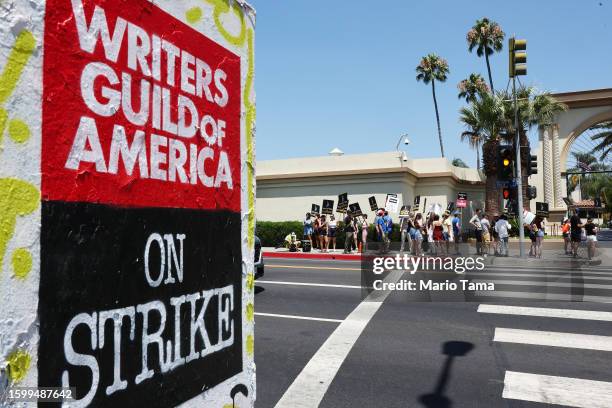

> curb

[{"left": 263, "top": 251, "right": 362, "bottom": 261}]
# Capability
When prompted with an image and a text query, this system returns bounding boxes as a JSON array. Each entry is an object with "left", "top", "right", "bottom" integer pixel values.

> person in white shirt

[
  {"left": 480, "top": 214, "right": 491, "bottom": 256},
  {"left": 494, "top": 214, "right": 511, "bottom": 256},
  {"left": 469, "top": 209, "right": 483, "bottom": 255}
]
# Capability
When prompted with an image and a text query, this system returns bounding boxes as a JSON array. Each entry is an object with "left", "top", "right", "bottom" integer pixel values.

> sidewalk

[
  {"left": 263, "top": 247, "right": 363, "bottom": 260},
  {"left": 263, "top": 243, "right": 612, "bottom": 267}
]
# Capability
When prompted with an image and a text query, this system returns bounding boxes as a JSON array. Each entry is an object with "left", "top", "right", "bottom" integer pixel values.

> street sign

[
  {"left": 311, "top": 203, "right": 321, "bottom": 215},
  {"left": 337, "top": 193, "right": 349, "bottom": 213},
  {"left": 399, "top": 205, "right": 411, "bottom": 218},
  {"left": 368, "top": 196, "right": 378, "bottom": 211},
  {"left": 349, "top": 202, "right": 363, "bottom": 217},
  {"left": 456, "top": 192, "right": 467, "bottom": 208},
  {"left": 385, "top": 194, "right": 399, "bottom": 213},
  {"left": 413, "top": 195, "right": 421, "bottom": 212},
  {"left": 536, "top": 202, "right": 550, "bottom": 218},
  {"left": 322, "top": 199, "right": 334, "bottom": 215}
]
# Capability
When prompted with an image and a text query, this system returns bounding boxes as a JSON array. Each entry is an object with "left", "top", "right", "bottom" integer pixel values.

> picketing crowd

[{"left": 301, "top": 207, "right": 599, "bottom": 259}]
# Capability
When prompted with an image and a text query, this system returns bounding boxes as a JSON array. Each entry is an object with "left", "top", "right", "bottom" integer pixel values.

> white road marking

[
  {"left": 473, "top": 279, "right": 612, "bottom": 290},
  {"left": 494, "top": 328, "right": 612, "bottom": 352},
  {"left": 468, "top": 272, "right": 612, "bottom": 281},
  {"left": 267, "top": 264, "right": 362, "bottom": 271},
  {"left": 274, "top": 270, "right": 404, "bottom": 408},
  {"left": 255, "top": 312, "right": 343, "bottom": 323},
  {"left": 477, "top": 304, "right": 612, "bottom": 321},
  {"left": 475, "top": 290, "right": 612, "bottom": 303},
  {"left": 257, "top": 280, "right": 361, "bottom": 289},
  {"left": 503, "top": 371, "right": 612, "bottom": 408},
  {"left": 485, "top": 266, "right": 612, "bottom": 275}
]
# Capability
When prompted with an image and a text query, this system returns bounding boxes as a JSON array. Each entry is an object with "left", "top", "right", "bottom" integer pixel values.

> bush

[
  {"left": 256, "top": 221, "right": 303, "bottom": 247},
  {"left": 256, "top": 220, "right": 403, "bottom": 249}
]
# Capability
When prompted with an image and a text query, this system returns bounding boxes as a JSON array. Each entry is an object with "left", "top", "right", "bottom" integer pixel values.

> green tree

[
  {"left": 466, "top": 18, "right": 505, "bottom": 92},
  {"left": 416, "top": 54, "right": 449, "bottom": 157},
  {"left": 457, "top": 73, "right": 489, "bottom": 103},
  {"left": 590, "top": 121, "right": 612, "bottom": 161},
  {"left": 459, "top": 92, "right": 506, "bottom": 213},
  {"left": 459, "top": 88, "right": 566, "bottom": 215},
  {"left": 458, "top": 73, "right": 491, "bottom": 168}
]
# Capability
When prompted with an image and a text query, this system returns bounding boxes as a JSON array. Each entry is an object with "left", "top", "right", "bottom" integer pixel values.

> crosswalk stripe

[
  {"left": 477, "top": 304, "right": 612, "bottom": 321},
  {"left": 473, "top": 279, "right": 612, "bottom": 290},
  {"left": 485, "top": 266, "right": 612, "bottom": 275},
  {"left": 475, "top": 290, "right": 612, "bottom": 303},
  {"left": 468, "top": 272, "right": 612, "bottom": 281},
  {"left": 503, "top": 371, "right": 612, "bottom": 407},
  {"left": 494, "top": 328, "right": 612, "bottom": 351},
  {"left": 255, "top": 312, "right": 343, "bottom": 323},
  {"left": 257, "top": 280, "right": 361, "bottom": 289}
]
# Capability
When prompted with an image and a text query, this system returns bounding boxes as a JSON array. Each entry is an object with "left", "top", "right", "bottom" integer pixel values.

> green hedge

[{"left": 256, "top": 221, "right": 402, "bottom": 248}]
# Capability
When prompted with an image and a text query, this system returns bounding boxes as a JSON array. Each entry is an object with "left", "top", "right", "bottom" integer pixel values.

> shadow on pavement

[{"left": 418, "top": 341, "right": 474, "bottom": 408}]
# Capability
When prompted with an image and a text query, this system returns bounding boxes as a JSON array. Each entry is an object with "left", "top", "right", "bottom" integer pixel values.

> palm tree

[
  {"left": 466, "top": 18, "right": 505, "bottom": 92},
  {"left": 590, "top": 121, "right": 612, "bottom": 161},
  {"left": 459, "top": 87, "right": 566, "bottom": 215},
  {"left": 458, "top": 73, "right": 490, "bottom": 167},
  {"left": 497, "top": 86, "right": 567, "bottom": 208},
  {"left": 457, "top": 73, "right": 489, "bottom": 103},
  {"left": 459, "top": 92, "right": 506, "bottom": 214},
  {"left": 416, "top": 54, "right": 449, "bottom": 157}
]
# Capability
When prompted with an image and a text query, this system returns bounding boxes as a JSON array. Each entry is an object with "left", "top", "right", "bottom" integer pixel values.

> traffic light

[
  {"left": 509, "top": 38, "right": 527, "bottom": 77},
  {"left": 527, "top": 185, "right": 537, "bottom": 200},
  {"left": 497, "top": 145, "right": 515, "bottom": 181},
  {"left": 502, "top": 187, "right": 511, "bottom": 200},
  {"left": 525, "top": 149, "right": 538, "bottom": 176}
]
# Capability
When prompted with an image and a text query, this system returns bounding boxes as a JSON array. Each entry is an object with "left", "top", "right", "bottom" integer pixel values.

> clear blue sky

[{"left": 251, "top": 0, "right": 610, "bottom": 166}]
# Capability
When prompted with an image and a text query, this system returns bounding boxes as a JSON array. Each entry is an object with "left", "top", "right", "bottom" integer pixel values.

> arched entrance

[{"left": 534, "top": 88, "right": 612, "bottom": 221}]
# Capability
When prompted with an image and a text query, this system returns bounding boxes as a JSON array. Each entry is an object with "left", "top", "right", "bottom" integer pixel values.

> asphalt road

[{"left": 254, "top": 248, "right": 612, "bottom": 408}]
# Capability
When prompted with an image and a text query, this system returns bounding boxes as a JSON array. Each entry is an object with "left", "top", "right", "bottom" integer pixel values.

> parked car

[{"left": 254, "top": 235, "right": 264, "bottom": 279}]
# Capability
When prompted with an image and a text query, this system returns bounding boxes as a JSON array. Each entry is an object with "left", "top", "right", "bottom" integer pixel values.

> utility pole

[{"left": 509, "top": 37, "right": 527, "bottom": 257}]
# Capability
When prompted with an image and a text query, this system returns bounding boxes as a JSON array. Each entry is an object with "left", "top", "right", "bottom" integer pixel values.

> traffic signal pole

[
  {"left": 509, "top": 36, "right": 527, "bottom": 257},
  {"left": 513, "top": 74, "right": 525, "bottom": 257}
]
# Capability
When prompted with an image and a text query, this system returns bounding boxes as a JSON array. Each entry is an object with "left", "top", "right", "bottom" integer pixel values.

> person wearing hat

[{"left": 561, "top": 217, "right": 571, "bottom": 255}]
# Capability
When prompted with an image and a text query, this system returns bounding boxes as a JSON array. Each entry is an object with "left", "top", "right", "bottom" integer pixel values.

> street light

[
  {"left": 395, "top": 134, "right": 411, "bottom": 151},
  {"left": 396, "top": 133, "right": 410, "bottom": 163}
]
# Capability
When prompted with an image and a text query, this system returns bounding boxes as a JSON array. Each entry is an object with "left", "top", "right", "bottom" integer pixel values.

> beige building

[{"left": 256, "top": 151, "right": 485, "bottom": 222}]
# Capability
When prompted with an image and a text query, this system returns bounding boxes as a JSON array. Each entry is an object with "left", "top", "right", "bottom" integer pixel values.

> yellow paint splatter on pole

[
  {"left": 246, "top": 334, "right": 254, "bottom": 356},
  {"left": 0, "top": 30, "right": 36, "bottom": 145},
  {"left": 204, "top": 0, "right": 246, "bottom": 47},
  {"left": 6, "top": 349, "right": 31, "bottom": 382},
  {"left": 185, "top": 6, "right": 203, "bottom": 24},
  {"left": 0, "top": 179, "right": 40, "bottom": 276},
  {"left": 8, "top": 118, "right": 30, "bottom": 143},
  {"left": 12, "top": 247, "right": 32, "bottom": 279},
  {"left": 246, "top": 302, "right": 254, "bottom": 321}
]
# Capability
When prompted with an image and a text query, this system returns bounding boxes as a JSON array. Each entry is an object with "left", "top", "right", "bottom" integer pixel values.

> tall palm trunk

[
  {"left": 485, "top": 52, "right": 494, "bottom": 93},
  {"left": 476, "top": 140, "right": 481, "bottom": 170},
  {"left": 431, "top": 80, "right": 445, "bottom": 157},
  {"left": 483, "top": 139, "right": 501, "bottom": 216}
]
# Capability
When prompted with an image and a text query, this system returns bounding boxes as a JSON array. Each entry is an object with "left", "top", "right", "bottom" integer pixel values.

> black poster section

[
  {"left": 368, "top": 196, "right": 378, "bottom": 211},
  {"left": 39, "top": 202, "right": 242, "bottom": 407},
  {"left": 322, "top": 200, "right": 334, "bottom": 215}
]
